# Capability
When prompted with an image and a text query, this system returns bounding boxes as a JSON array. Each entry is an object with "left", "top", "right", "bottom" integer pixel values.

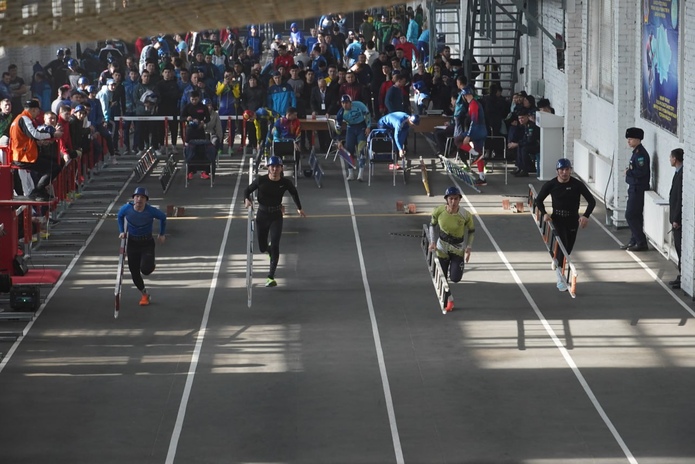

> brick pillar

[
  {"left": 610, "top": 0, "right": 638, "bottom": 228},
  {"left": 680, "top": 1, "right": 695, "bottom": 297},
  {"left": 562, "top": 1, "right": 582, "bottom": 160}
]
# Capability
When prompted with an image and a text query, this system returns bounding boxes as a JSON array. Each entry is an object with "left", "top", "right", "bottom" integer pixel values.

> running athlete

[
  {"left": 243, "top": 156, "right": 306, "bottom": 287},
  {"left": 534, "top": 158, "right": 596, "bottom": 291},
  {"left": 428, "top": 186, "right": 475, "bottom": 312},
  {"left": 336, "top": 94, "right": 371, "bottom": 181},
  {"left": 117, "top": 187, "right": 167, "bottom": 305}
]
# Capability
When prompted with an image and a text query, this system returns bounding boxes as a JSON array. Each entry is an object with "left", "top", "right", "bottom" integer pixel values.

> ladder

[{"left": 464, "top": 0, "right": 524, "bottom": 96}]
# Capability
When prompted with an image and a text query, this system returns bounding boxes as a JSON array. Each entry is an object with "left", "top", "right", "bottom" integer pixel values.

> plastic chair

[
  {"left": 184, "top": 140, "right": 216, "bottom": 187},
  {"left": 325, "top": 118, "right": 345, "bottom": 161},
  {"left": 272, "top": 139, "right": 299, "bottom": 185},
  {"left": 367, "top": 129, "right": 396, "bottom": 186}
]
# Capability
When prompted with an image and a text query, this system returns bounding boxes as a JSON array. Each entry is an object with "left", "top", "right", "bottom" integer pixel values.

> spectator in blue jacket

[
  {"left": 246, "top": 25, "right": 265, "bottom": 59},
  {"left": 289, "top": 23, "right": 305, "bottom": 51},
  {"left": 266, "top": 72, "right": 296, "bottom": 116}
]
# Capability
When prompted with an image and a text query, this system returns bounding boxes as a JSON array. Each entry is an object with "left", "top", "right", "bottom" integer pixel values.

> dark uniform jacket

[{"left": 625, "top": 144, "right": 650, "bottom": 189}]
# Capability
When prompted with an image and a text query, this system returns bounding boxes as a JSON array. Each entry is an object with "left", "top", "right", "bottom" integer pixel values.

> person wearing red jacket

[{"left": 273, "top": 45, "right": 295, "bottom": 79}]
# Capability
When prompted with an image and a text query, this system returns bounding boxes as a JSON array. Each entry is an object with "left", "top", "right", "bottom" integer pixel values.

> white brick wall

[
  {"left": 681, "top": 0, "right": 695, "bottom": 295},
  {"left": 520, "top": 0, "right": 693, "bottom": 294}
]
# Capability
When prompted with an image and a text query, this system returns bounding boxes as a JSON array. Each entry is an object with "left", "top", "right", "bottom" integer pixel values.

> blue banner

[{"left": 641, "top": 0, "right": 680, "bottom": 135}]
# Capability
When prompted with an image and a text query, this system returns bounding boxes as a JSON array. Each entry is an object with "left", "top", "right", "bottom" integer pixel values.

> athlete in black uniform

[
  {"left": 244, "top": 156, "right": 306, "bottom": 287},
  {"left": 535, "top": 158, "right": 596, "bottom": 291}
]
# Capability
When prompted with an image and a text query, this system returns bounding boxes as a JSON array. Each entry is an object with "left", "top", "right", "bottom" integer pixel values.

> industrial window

[{"left": 586, "top": 0, "right": 613, "bottom": 102}]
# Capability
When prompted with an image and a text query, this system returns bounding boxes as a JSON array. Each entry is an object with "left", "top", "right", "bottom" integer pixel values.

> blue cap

[
  {"left": 132, "top": 187, "right": 149, "bottom": 199},
  {"left": 461, "top": 86, "right": 473, "bottom": 96},
  {"left": 267, "top": 156, "right": 283, "bottom": 166},
  {"left": 87, "top": 85, "right": 97, "bottom": 94},
  {"left": 67, "top": 58, "right": 77, "bottom": 68},
  {"left": 444, "top": 186, "right": 462, "bottom": 199},
  {"left": 340, "top": 94, "right": 352, "bottom": 103},
  {"left": 77, "top": 76, "right": 89, "bottom": 85},
  {"left": 408, "top": 114, "right": 420, "bottom": 125},
  {"left": 106, "top": 79, "right": 115, "bottom": 86},
  {"left": 202, "top": 98, "right": 210, "bottom": 106},
  {"left": 556, "top": 158, "right": 572, "bottom": 170},
  {"left": 73, "top": 104, "right": 87, "bottom": 113}
]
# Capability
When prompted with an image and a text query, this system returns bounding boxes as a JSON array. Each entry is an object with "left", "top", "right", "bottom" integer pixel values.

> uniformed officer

[{"left": 621, "top": 127, "right": 651, "bottom": 251}]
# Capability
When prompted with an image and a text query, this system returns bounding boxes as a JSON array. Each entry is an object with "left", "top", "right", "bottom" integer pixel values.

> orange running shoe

[
  {"left": 444, "top": 297, "right": 454, "bottom": 312},
  {"left": 139, "top": 293, "right": 151, "bottom": 306}
]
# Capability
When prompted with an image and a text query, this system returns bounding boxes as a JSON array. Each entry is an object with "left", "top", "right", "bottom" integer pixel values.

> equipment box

[{"left": 10, "top": 286, "right": 41, "bottom": 311}]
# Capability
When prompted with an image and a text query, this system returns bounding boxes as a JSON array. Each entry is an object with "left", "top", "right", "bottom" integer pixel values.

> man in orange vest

[{"left": 10, "top": 100, "right": 63, "bottom": 201}]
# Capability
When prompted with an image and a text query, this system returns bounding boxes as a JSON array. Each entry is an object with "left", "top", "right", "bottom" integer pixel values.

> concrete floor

[{"left": 0, "top": 140, "right": 694, "bottom": 464}]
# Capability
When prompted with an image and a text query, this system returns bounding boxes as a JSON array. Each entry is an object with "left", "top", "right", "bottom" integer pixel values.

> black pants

[
  {"left": 439, "top": 252, "right": 465, "bottom": 301},
  {"left": 674, "top": 226, "right": 682, "bottom": 273},
  {"left": 256, "top": 209, "right": 283, "bottom": 279},
  {"left": 127, "top": 237, "right": 156, "bottom": 291},
  {"left": 551, "top": 215, "right": 579, "bottom": 266},
  {"left": 435, "top": 124, "right": 455, "bottom": 154},
  {"left": 625, "top": 186, "right": 647, "bottom": 246}
]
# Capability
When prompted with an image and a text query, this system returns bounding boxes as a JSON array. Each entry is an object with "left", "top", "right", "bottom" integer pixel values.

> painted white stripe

[
  {"left": 341, "top": 160, "right": 404, "bottom": 464},
  {"left": 165, "top": 160, "right": 245, "bottom": 463},
  {"left": 590, "top": 216, "right": 695, "bottom": 318},
  {"left": 449, "top": 175, "right": 638, "bottom": 464},
  {"left": 0, "top": 171, "right": 136, "bottom": 374}
]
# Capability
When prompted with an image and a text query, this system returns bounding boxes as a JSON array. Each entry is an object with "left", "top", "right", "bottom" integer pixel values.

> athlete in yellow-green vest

[{"left": 428, "top": 186, "right": 475, "bottom": 312}]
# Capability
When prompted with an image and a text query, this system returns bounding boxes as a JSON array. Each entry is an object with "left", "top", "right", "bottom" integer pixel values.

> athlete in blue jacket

[
  {"left": 117, "top": 187, "right": 167, "bottom": 306},
  {"left": 377, "top": 112, "right": 420, "bottom": 159}
]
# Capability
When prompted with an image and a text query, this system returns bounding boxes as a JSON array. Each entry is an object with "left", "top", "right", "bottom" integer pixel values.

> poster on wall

[{"left": 641, "top": 0, "right": 680, "bottom": 135}]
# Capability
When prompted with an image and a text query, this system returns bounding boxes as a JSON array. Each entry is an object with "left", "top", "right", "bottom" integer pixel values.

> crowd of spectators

[{"left": 1, "top": 6, "right": 556, "bottom": 195}]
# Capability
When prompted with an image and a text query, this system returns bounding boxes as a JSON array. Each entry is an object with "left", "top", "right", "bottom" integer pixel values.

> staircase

[
  {"left": 463, "top": 0, "right": 524, "bottom": 96},
  {"left": 431, "top": 0, "right": 462, "bottom": 59}
]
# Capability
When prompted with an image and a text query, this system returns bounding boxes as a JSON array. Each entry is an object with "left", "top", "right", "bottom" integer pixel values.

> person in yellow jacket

[
  {"left": 428, "top": 186, "right": 475, "bottom": 312},
  {"left": 215, "top": 70, "right": 241, "bottom": 151},
  {"left": 10, "top": 100, "right": 63, "bottom": 200}
]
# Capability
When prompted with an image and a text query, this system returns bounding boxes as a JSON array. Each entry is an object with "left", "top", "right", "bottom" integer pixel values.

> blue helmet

[
  {"left": 556, "top": 158, "right": 572, "bottom": 170},
  {"left": 77, "top": 76, "right": 89, "bottom": 85},
  {"left": 132, "top": 187, "right": 149, "bottom": 199},
  {"left": 444, "top": 186, "right": 462, "bottom": 199},
  {"left": 267, "top": 156, "right": 283, "bottom": 166},
  {"left": 408, "top": 114, "right": 420, "bottom": 125}
]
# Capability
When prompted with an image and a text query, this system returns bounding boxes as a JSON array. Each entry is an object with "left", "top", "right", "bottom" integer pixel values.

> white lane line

[
  {"left": 590, "top": 216, "right": 695, "bottom": 318},
  {"left": 165, "top": 160, "right": 245, "bottom": 464},
  {"left": 0, "top": 171, "right": 136, "bottom": 374},
  {"left": 450, "top": 177, "right": 638, "bottom": 464},
  {"left": 341, "top": 160, "right": 405, "bottom": 464}
]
